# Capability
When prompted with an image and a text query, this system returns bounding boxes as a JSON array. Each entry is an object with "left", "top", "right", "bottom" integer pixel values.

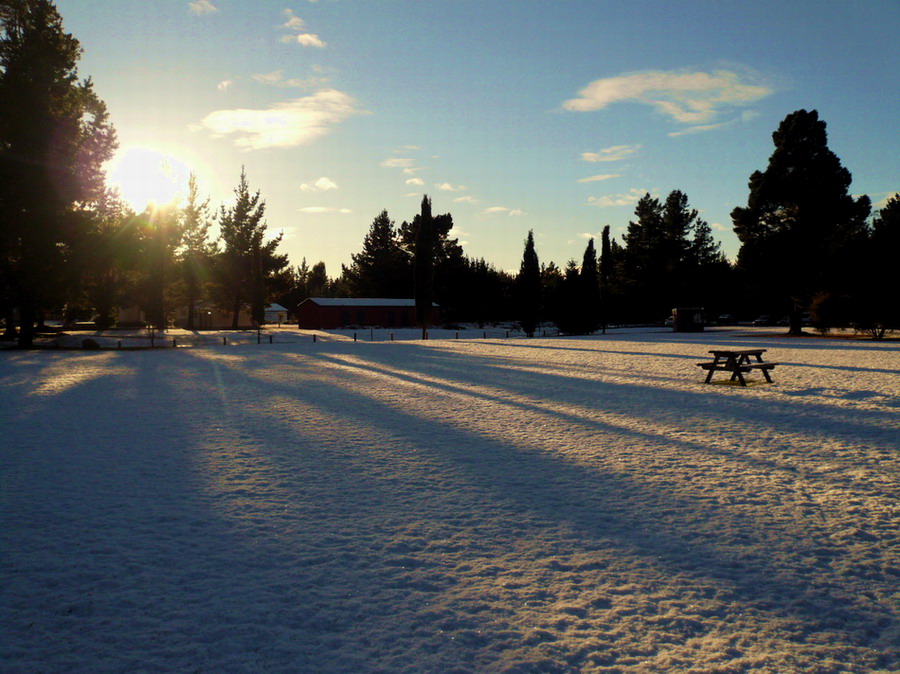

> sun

[{"left": 105, "top": 147, "right": 192, "bottom": 212}]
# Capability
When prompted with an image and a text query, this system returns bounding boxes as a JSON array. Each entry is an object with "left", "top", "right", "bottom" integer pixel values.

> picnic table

[{"left": 697, "top": 349, "right": 778, "bottom": 386}]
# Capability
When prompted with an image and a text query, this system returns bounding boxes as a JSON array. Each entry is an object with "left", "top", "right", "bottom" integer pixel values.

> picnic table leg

[{"left": 760, "top": 367, "right": 773, "bottom": 383}]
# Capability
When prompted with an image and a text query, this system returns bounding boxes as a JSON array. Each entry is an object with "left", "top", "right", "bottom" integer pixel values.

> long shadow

[
  {"left": 403, "top": 345, "right": 900, "bottom": 443},
  {"left": 193, "top": 347, "right": 897, "bottom": 664}
]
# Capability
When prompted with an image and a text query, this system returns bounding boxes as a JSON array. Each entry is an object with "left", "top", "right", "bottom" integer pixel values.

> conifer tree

[
  {"left": 413, "top": 195, "right": 434, "bottom": 336},
  {"left": 579, "top": 238, "right": 601, "bottom": 333},
  {"left": 517, "top": 230, "right": 541, "bottom": 337},
  {"left": 215, "top": 168, "right": 285, "bottom": 328},
  {"left": 732, "top": 109, "right": 870, "bottom": 334},
  {"left": 0, "top": 0, "right": 117, "bottom": 345},
  {"left": 341, "top": 210, "right": 409, "bottom": 297},
  {"left": 179, "top": 174, "right": 216, "bottom": 330}
]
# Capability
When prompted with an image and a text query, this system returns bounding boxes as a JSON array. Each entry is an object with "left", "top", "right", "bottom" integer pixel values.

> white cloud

[
  {"left": 481, "top": 206, "right": 525, "bottom": 216},
  {"left": 564, "top": 69, "right": 772, "bottom": 125},
  {"left": 188, "top": 0, "right": 217, "bottom": 15},
  {"left": 402, "top": 167, "right": 423, "bottom": 175},
  {"left": 253, "top": 70, "right": 285, "bottom": 85},
  {"left": 395, "top": 145, "right": 421, "bottom": 152},
  {"left": 668, "top": 122, "right": 729, "bottom": 137},
  {"left": 299, "top": 207, "right": 352, "bottom": 214},
  {"left": 577, "top": 173, "right": 620, "bottom": 183},
  {"left": 581, "top": 145, "right": 640, "bottom": 163},
  {"left": 406, "top": 177, "right": 425, "bottom": 186},
  {"left": 195, "top": 89, "right": 366, "bottom": 150},
  {"left": 217, "top": 79, "right": 234, "bottom": 91},
  {"left": 281, "top": 33, "right": 327, "bottom": 48},
  {"left": 300, "top": 177, "right": 338, "bottom": 192},
  {"left": 711, "top": 222, "right": 727, "bottom": 231},
  {"left": 453, "top": 196, "right": 480, "bottom": 204},
  {"left": 381, "top": 157, "right": 415, "bottom": 168},
  {"left": 280, "top": 9, "right": 326, "bottom": 48},
  {"left": 282, "top": 9, "right": 305, "bottom": 31},
  {"left": 254, "top": 70, "right": 329, "bottom": 89},
  {"left": 874, "top": 191, "right": 899, "bottom": 209},
  {"left": 435, "top": 182, "right": 466, "bottom": 192},
  {"left": 587, "top": 188, "right": 650, "bottom": 208}
]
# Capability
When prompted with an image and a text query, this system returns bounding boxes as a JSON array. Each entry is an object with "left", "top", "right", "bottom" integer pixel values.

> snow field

[{"left": 1, "top": 329, "right": 898, "bottom": 672}]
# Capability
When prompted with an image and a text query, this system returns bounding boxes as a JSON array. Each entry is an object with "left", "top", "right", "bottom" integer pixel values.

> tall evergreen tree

[
  {"left": 579, "top": 238, "right": 601, "bottom": 334},
  {"left": 0, "top": 0, "right": 117, "bottom": 345},
  {"left": 341, "top": 210, "right": 409, "bottom": 297},
  {"left": 517, "top": 230, "right": 540, "bottom": 337},
  {"left": 732, "top": 109, "right": 870, "bottom": 334},
  {"left": 599, "top": 226, "right": 612, "bottom": 333},
  {"left": 178, "top": 173, "right": 216, "bottom": 330},
  {"left": 214, "top": 168, "right": 285, "bottom": 328},
  {"left": 413, "top": 195, "right": 434, "bottom": 336}
]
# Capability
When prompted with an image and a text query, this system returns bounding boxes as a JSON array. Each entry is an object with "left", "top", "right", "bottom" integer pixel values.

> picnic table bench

[{"left": 697, "top": 349, "right": 779, "bottom": 386}]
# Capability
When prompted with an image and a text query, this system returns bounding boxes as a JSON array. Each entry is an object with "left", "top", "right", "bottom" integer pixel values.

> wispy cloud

[
  {"left": 188, "top": 0, "right": 217, "bottom": 15},
  {"left": 453, "top": 196, "right": 480, "bottom": 204},
  {"left": 577, "top": 173, "right": 620, "bottom": 183},
  {"left": 435, "top": 182, "right": 466, "bottom": 192},
  {"left": 299, "top": 206, "right": 352, "bottom": 214},
  {"left": 381, "top": 157, "right": 415, "bottom": 168},
  {"left": 481, "top": 206, "right": 525, "bottom": 216},
  {"left": 581, "top": 145, "right": 640, "bottom": 163},
  {"left": 587, "top": 188, "right": 651, "bottom": 208},
  {"left": 253, "top": 69, "right": 330, "bottom": 89},
  {"left": 217, "top": 79, "right": 233, "bottom": 91},
  {"left": 300, "top": 177, "right": 338, "bottom": 192},
  {"left": 280, "top": 9, "right": 326, "bottom": 47},
  {"left": 564, "top": 69, "right": 772, "bottom": 125},
  {"left": 406, "top": 177, "right": 425, "bottom": 186},
  {"left": 668, "top": 122, "right": 729, "bottom": 137},
  {"left": 194, "top": 89, "right": 366, "bottom": 150},
  {"left": 711, "top": 222, "right": 727, "bottom": 232}
]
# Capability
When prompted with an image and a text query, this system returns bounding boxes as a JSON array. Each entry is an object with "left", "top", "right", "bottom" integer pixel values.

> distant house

[
  {"left": 264, "top": 303, "right": 289, "bottom": 324},
  {"left": 296, "top": 298, "right": 440, "bottom": 329}
]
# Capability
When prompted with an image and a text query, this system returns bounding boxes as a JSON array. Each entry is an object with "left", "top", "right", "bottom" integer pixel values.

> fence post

[
  {"left": 354, "top": 333, "right": 357, "bottom": 342},
  {"left": 269, "top": 335, "right": 273, "bottom": 344},
  {"left": 483, "top": 331, "right": 487, "bottom": 339},
  {"left": 118, "top": 340, "right": 122, "bottom": 349},
  {"left": 390, "top": 333, "right": 394, "bottom": 341},
  {"left": 313, "top": 334, "right": 317, "bottom": 343},
  {"left": 172, "top": 338, "right": 176, "bottom": 348},
  {"left": 223, "top": 336, "right": 227, "bottom": 346},
  {"left": 506, "top": 330, "right": 509, "bottom": 338},
  {"left": 455, "top": 331, "right": 459, "bottom": 339}
]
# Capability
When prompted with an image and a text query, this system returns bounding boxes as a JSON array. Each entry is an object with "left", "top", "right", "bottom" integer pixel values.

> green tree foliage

[
  {"left": 621, "top": 190, "right": 717, "bottom": 321},
  {"left": 178, "top": 173, "right": 216, "bottom": 330},
  {"left": 66, "top": 190, "right": 136, "bottom": 329},
  {"left": 399, "top": 203, "right": 466, "bottom": 321},
  {"left": 413, "top": 195, "right": 434, "bottom": 334},
  {"left": 579, "top": 238, "right": 600, "bottom": 333},
  {"left": 517, "top": 230, "right": 540, "bottom": 337},
  {"left": 214, "top": 168, "right": 286, "bottom": 328},
  {"left": 341, "top": 210, "right": 409, "bottom": 298},
  {"left": 853, "top": 193, "right": 900, "bottom": 336},
  {"left": 0, "top": 0, "right": 117, "bottom": 345},
  {"left": 732, "top": 109, "right": 870, "bottom": 334}
]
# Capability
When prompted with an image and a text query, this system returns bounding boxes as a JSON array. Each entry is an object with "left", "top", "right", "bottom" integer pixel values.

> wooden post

[{"left": 223, "top": 336, "right": 227, "bottom": 345}]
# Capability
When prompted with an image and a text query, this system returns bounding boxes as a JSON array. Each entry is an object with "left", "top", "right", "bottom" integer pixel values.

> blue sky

[{"left": 55, "top": 0, "right": 899, "bottom": 275}]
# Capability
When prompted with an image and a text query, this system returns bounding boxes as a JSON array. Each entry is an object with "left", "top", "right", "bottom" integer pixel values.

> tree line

[{"left": 2, "top": 1, "right": 897, "bottom": 348}]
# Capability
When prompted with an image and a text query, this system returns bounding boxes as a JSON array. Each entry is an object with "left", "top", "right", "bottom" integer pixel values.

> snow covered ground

[{"left": 2, "top": 328, "right": 898, "bottom": 672}]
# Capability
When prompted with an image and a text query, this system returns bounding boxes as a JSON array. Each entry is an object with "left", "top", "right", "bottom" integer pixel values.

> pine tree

[
  {"left": 0, "top": 0, "right": 117, "bottom": 345},
  {"left": 179, "top": 174, "right": 216, "bottom": 330},
  {"left": 413, "top": 196, "right": 434, "bottom": 336},
  {"left": 579, "top": 238, "right": 601, "bottom": 334},
  {"left": 341, "top": 210, "right": 409, "bottom": 297},
  {"left": 215, "top": 168, "right": 285, "bottom": 328},
  {"left": 732, "top": 109, "right": 870, "bottom": 334},
  {"left": 517, "top": 230, "right": 541, "bottom": 337}
]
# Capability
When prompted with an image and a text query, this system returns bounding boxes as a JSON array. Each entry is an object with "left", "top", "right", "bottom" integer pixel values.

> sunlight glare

[{"left": 105, "top": 147, "right": 192, "bottom": 211}]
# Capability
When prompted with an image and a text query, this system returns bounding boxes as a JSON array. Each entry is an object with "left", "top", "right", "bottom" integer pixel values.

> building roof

[{"left": 300, "top": 297, "right": 438, "bottom": 308}]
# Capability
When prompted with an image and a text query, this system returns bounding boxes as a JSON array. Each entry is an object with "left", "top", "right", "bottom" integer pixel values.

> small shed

[
  {"left": 672, "top": 307, "right": 705, "bottom": 332},
  {"left": 297, "top": 298, "right": 439, "bottom": 329},
  {"left": 264, "top": 303, "right": 289, "bottom": 324}
]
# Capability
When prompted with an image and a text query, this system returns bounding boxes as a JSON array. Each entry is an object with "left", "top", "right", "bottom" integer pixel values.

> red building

[{"left": 296, "top": 298, "right": 440, "bottom": 329}]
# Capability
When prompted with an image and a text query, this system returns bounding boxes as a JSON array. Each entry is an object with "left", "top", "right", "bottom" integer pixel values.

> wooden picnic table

[{"left": 697, "top": 348, "right": 778, "bottom": 386}]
